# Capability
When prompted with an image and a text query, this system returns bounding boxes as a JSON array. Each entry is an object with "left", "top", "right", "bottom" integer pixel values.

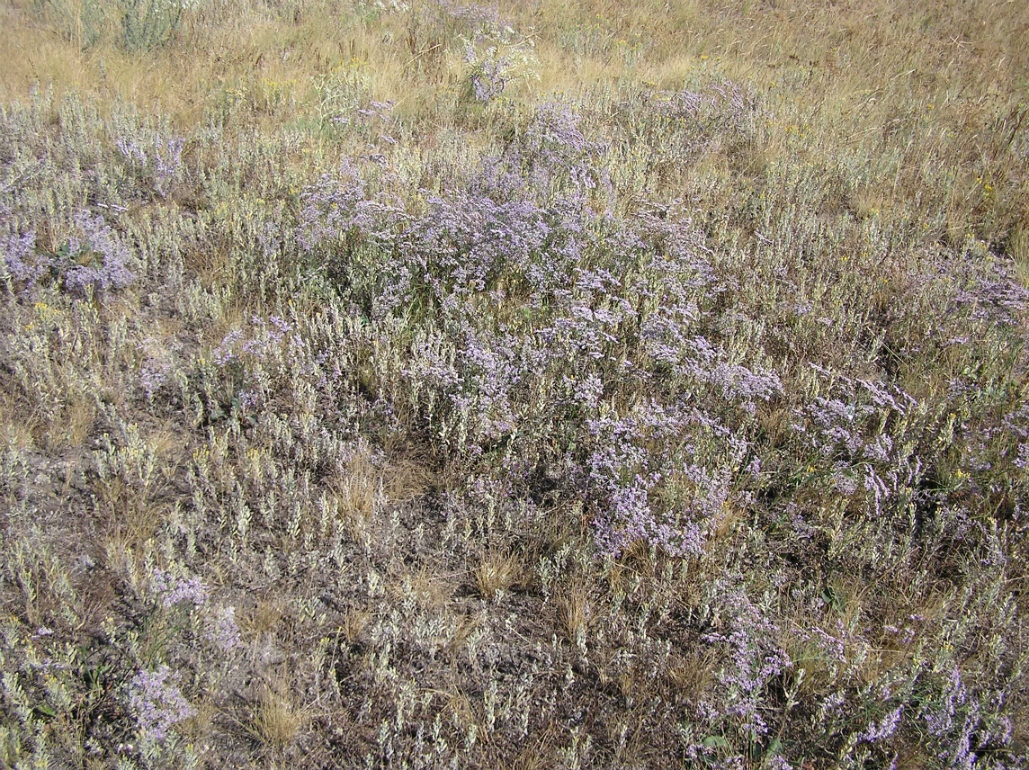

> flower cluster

[
  {"left": 463, "top": 43, "right": 513, "bottom": 103},
  {"left": 128, "top": 665, "right": 195, "bottom": 742},
  {"left": 61, "top": 211, "right": 136, "bottom": 296},
  {"left": 2, "top": 211, "right": 136, "bottom": 297},
  {"left": 688, "top": 584, "right": 792, "bottom": 761},
  {"left": 116, "top": 132, "right": 185, "bottom": 197},
  {"left": 204, "top": 605, "right": 242, "bottom": 652},
  {"left": 150, "top": 568, "right": 208, "bottom": 609},
  {"left": 431, "top": 0, "right": 516, "bottom": 41},
  {"left": 1, "top": 229, "right": 43, "bottom": 292}
]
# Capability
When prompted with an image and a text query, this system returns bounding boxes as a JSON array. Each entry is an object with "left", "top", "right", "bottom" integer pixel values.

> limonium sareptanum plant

[{"left": 0, "top": 0, "right": 1026, "bottom": 767}]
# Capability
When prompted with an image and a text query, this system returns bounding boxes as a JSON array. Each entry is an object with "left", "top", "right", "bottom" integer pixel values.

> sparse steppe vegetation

[{"left": 0, "top": 0, "right": 1027, "bottom": 767}]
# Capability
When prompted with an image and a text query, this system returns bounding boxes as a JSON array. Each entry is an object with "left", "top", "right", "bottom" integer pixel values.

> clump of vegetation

[{"left": 1, "top": 0, "right": 1026, "bottom": 767}]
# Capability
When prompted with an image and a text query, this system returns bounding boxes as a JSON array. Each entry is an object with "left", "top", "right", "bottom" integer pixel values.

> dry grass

[
  {"left": 330, "top": 447, "right": 386, "bottom": 536},
  {"left": 556, "top": 585, "right": 589, "bottom": 645},
  {"left": 248, "top": 684, "right": 310, "bottom": 752},
  {"left": 473, "top": 549, "right": 521, "bottom": 601}
]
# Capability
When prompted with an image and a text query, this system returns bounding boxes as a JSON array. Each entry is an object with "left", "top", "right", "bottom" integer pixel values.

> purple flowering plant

[
  {"left": 116, "top": 132, "right": 185, "bottom": 197},
  {"left": 1, "top": 10, "right": 1027, "bottom": 768},
  {"left": 6, "top": 210, "right": 137, "bottom": 298},
  {"left": 128, "top": 665, "right": 195, "bottom": 743}
]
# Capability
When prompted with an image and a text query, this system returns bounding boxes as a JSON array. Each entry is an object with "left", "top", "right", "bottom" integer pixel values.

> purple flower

[
  {"left": 431, "top": 0, "right": 513, "bottom": 38},
  {"left": 859, "top": 705, "right": 904, "bottom": 743},
  {"left": 464, "top": 43, "right": 511, "bottom": 103},
  {"left": 139, "top": 359, "right": 171, "bottom": 399},
  {"left": 697, "top": 583, "right": 792, "bottom": 738},
  {"left": 1015, "top": 443, "right": 1029, "bottom": 471},
  {"left": 205, "top": 605, "right": 242, "bottom": 652},
  {"left": 150, "top": 569, "right": 207, "bottom": 609},
  {"left": 2, "top": 229, "right": 49, "bottom": 291},
  {"left": 116, "top": 133, "right": 184, "bottom": 196},
  {"left": 61, "top": 211, "right": 136, "bottom": 296},
  {"left": 129, "top": 665, "right": 195, "bottom": 742}
]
